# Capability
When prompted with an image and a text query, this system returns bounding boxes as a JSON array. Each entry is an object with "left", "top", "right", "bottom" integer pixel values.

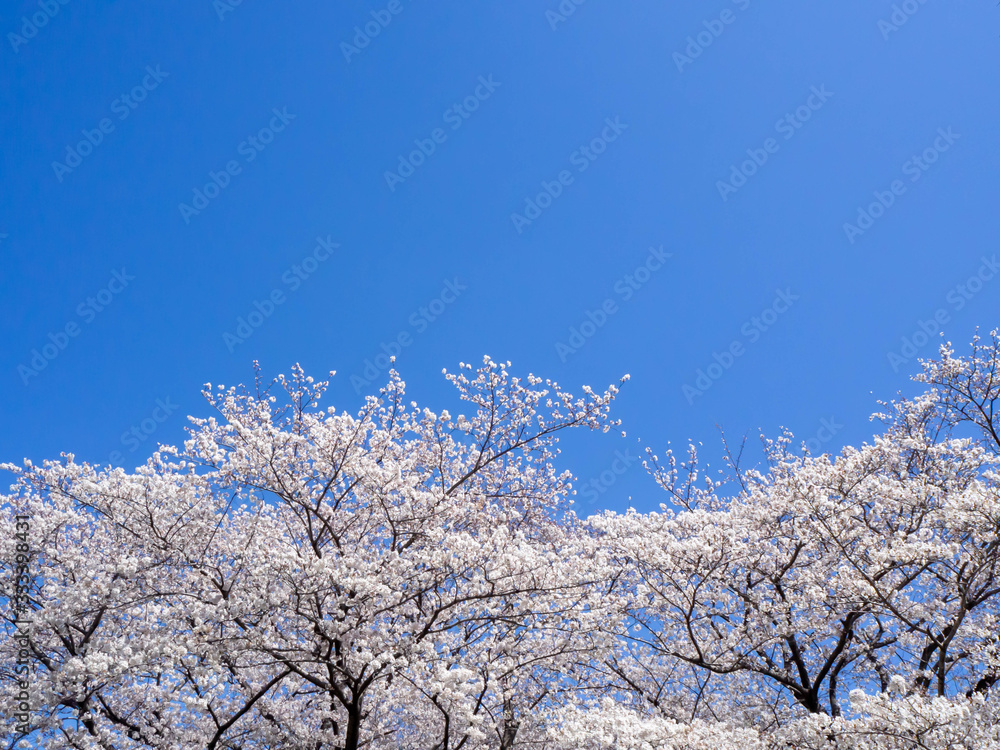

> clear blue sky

[{"left": 2, "top": 1, "right": 998, "bottom": 514}]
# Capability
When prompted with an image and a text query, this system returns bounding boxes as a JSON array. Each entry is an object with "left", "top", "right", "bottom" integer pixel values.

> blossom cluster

[{"left": 3, "top": 333, "right": 1000, "bottom": 749}]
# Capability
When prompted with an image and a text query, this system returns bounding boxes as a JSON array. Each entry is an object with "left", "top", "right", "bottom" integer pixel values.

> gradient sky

[{"left": 2, "top": 0, "right": 999, "bottom": 515}]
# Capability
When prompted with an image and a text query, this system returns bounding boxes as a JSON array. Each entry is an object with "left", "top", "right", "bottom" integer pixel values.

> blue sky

[{"left": 2, "top": 0, "right": 998, "bottom": 515}]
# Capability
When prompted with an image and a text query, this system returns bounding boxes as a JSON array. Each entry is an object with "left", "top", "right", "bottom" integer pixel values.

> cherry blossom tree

[
  {"left": 563, "top": 331, "right": 1000, "bottom": 749},
  {"left": 5, "top": 333, "right": 1000, "bottom": 750},
  {"left": 1, "top": 358, "right": 625, "bottom": 749}
]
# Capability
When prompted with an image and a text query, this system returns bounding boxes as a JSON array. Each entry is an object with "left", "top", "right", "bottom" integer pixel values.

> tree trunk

[{"left": 500, "top": 697, "right": 519, "bottom": 750}]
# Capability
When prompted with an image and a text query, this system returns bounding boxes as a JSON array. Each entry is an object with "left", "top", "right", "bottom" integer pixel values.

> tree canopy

[{"left": 4, "top": 334, "right": 1000, "bottom": 749}]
